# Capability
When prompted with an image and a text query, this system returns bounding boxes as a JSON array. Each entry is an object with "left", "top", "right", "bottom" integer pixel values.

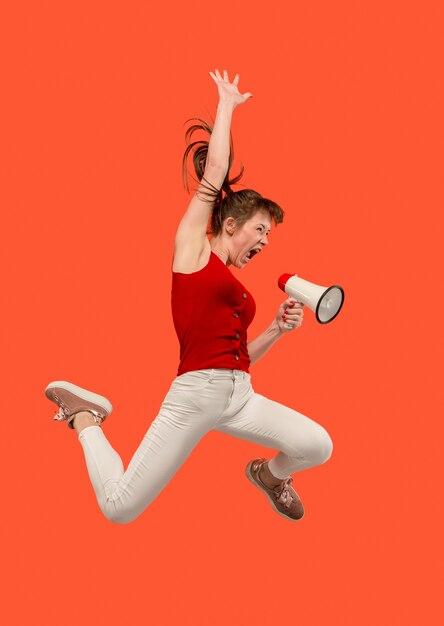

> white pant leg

[
  {"left": 214, "top": 376, "right": 333, "bottom": 478},
  {"left": 77, "top": 370, "right": 232, "bottom": 524}
]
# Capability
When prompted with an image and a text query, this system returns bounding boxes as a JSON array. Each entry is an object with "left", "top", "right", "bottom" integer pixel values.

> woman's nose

[{"left": 261, "top": 234, "right": 269, "bottom": 246}]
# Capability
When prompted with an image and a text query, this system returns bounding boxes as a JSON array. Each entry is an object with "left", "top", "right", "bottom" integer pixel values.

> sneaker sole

[
  {"left": 245, "top": 460, "right": 304, "bottom": 522},
  {"left": 45, "top": 380, "right": 113, "bottom": 415}
]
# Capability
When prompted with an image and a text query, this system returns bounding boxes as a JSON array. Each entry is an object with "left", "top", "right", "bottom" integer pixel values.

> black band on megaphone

[{"left": 315, "top": 285, "right": 345, "bottom": 324}]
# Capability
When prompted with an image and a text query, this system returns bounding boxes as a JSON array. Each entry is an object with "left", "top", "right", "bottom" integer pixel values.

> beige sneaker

[
  {"left": 45, "top": 381, "right": 113, "bottom": 429},
  {"left": 245, "top": 458, "right": 305, "bottom": 521}
]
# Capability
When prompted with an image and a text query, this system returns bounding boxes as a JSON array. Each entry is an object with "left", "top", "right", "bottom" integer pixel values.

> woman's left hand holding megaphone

[{"left": 276, "top": 298, "right": 304, "bottom": 333}]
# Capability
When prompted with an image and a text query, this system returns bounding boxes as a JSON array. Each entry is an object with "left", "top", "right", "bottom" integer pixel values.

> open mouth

[{"left": 245, "top": 248, "right": 261, "bottom": 262}]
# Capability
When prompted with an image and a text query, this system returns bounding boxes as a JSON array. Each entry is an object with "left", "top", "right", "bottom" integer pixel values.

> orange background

[{"left": 1, "top": 1, "right": 442, "bottom": 624}]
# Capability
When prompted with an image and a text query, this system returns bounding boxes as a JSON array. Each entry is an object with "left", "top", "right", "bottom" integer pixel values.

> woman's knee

[
  {"left": 288, "top": 424, "right": 333, "bottom": 466},
  {"left": 100, "top": 498, "right": 143, "bottom": 525},
  {"left": 316, "top": 426, "right": 333, "bottom": 464},
  {"left": 105, "top": 510, "right": 137, "bottom": 525}
]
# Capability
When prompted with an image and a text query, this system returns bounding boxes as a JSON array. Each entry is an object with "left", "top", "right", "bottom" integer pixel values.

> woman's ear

[{"left": 225, "top": 217, "right": 236, "bottom": 236}]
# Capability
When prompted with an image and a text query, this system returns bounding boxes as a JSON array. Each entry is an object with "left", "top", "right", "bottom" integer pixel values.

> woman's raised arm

[{"left": 175, "top": 71, "right": 253, "bottom": 261}]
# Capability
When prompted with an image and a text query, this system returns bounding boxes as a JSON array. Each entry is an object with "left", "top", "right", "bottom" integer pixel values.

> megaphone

[{"left": 278, "top": 273, "right": 344, "bottom": 325}]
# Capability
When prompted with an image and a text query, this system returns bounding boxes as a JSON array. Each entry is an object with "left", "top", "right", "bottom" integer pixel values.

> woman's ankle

[
  {"left": 73, "top": 411, "right": 101, "bottom": 434},
  {"left": 259, "top": 461, "right": 283, "bottom": 488}
]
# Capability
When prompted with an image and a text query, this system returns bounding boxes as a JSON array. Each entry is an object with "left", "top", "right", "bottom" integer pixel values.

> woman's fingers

[
  {"left": 209, "top": 69, "right": 251, "bottom": 107},
  {"left": 210, "top": 69, "right": 240, "bottom": 86},
  {"left": 284, "top": 313, "right": 303, "bottom": 322},
  {"left": 282, "top": 302, "right": 304, "bottom": 328},
  {"left": 279, "top": 301, "right": 304, "bottom": 331},
  {"left": 284, "top": 305, "right": 303, "bottom": 314},
  {"left": 287, "top": 309, "right": 303, "bottom": 316}
]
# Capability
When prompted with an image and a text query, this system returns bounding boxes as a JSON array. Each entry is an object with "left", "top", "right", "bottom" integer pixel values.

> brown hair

[{"left": 182, "top": 117, "right": 284, "bottom": 237}]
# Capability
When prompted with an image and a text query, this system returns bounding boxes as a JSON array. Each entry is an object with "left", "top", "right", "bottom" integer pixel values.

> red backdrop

[{"left": 1, "top": 1, "right": 442, "bottom": 624}]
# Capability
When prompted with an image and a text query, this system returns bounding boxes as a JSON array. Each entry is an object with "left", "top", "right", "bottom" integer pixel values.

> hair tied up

[
  {"left": 182, "top": 116, "right": 243, "bottom": 197},
  {"left": 181, "top": 116, "right": 284, "bottom": 237}
]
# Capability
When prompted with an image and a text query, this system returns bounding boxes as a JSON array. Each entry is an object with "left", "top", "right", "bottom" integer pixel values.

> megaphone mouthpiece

[{"left": 278, "top": 273, "right": 295, "bottom": 292}]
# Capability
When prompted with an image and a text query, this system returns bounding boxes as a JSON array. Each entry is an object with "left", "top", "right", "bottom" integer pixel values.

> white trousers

[{"left": 78, "top": 369, "right": 333, "bottom": 524}]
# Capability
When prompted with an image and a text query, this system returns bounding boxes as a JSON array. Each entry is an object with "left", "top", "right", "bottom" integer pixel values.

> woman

[{"left": 45, "top": 69, "right": 333, "bottom": 524}]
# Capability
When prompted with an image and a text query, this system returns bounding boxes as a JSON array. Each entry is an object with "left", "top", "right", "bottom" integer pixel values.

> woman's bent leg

[
  {"left": 76, "top": 370, "right": 233, "bottom": 524},
  {"left": 78, "top": 408, "right": 210, "bottom": 524},
  {"left": 215, "top": 388, "right": 333, "bottom": 479}
]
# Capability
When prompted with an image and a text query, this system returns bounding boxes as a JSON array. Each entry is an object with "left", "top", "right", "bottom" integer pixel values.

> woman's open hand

[
  {"left": 209, "top": 69, "right": 253, "bottom": 108},
  {"left": 276, "top": 298, "right": 305, "bottom": 334}
]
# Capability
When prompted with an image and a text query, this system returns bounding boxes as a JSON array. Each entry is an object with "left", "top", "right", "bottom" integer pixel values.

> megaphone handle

[{"left": 283, "top": 298, "right": 303, "bottom": 330}]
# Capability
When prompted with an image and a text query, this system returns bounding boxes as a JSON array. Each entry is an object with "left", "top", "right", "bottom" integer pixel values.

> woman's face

[{"left": 230, "top": 210, "right": 272, "bottom": 268}]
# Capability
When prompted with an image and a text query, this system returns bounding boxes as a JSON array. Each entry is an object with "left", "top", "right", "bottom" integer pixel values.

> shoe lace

[
  {"left": 273, "top": 477, "right": 294, "bottom": 509},
  {"left": 53, "top": 405, "right": 103, "bottom": 425},
  {"left": 53, "top": 406, "right": 68, "bottom": 422}
]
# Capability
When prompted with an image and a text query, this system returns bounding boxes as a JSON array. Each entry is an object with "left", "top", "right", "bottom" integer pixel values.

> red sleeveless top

[{"left": 171, "top": 251, "right": 256, "bottom": 376}]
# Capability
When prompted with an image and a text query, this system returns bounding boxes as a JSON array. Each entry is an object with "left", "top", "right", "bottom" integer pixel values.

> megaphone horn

[{"left": 278, "top": 273, "right": 345, "bottom": 324}]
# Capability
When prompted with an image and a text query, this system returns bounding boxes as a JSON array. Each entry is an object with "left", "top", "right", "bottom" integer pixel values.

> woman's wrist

[
  {"left": 217, "top": 99, "right": 236, "bottom": 112},
  {"left": 272, "top": 318, "right": 286, "bottom": 337}
]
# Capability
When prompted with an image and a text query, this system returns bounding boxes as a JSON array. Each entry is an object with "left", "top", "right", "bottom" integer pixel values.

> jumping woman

[{"left": 45, "top": 69, "right": 333, "bottom": 523}]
